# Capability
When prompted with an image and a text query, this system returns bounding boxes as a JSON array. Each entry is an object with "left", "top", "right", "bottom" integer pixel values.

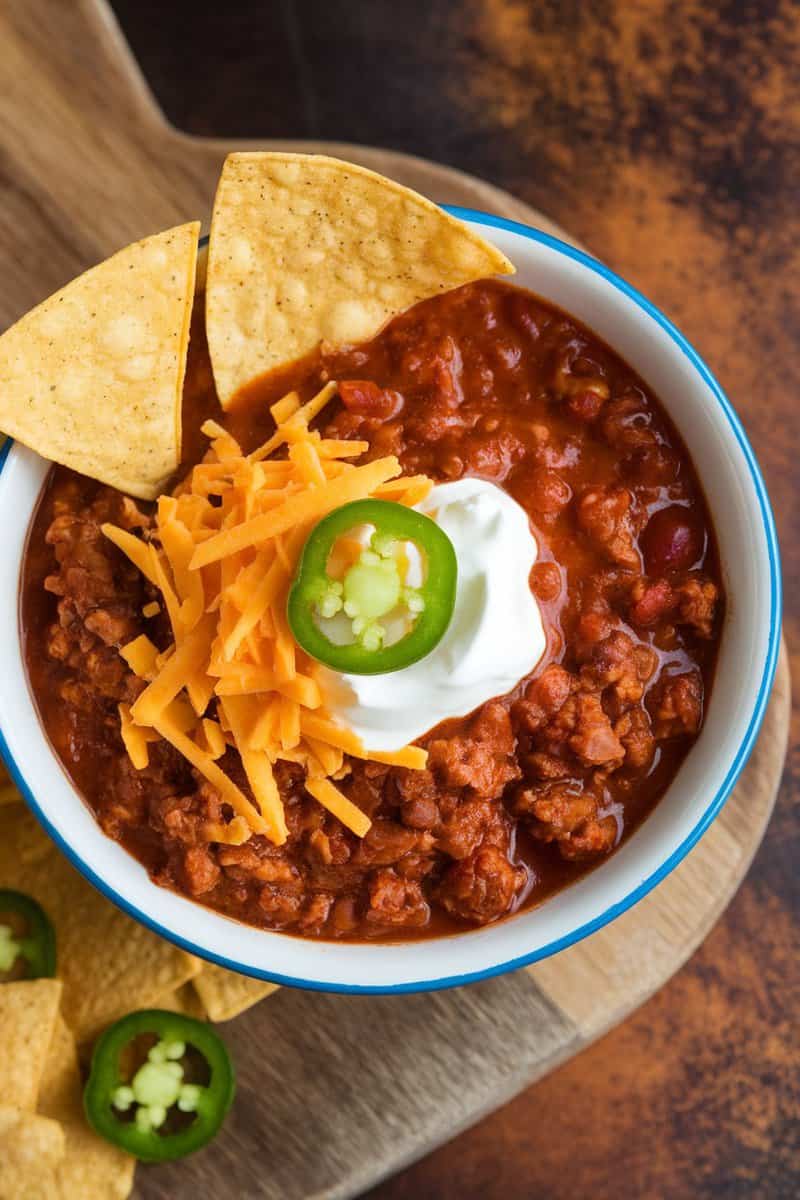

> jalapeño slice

[
  {"left": 287, "top": 498, "right": 457, "bottom": 675},
  {"left": 0, "top": 890, "right": 56, "bottom": 980},
  {"left": 84, "top": 1010, "right": 235, "bottom": 1162}
]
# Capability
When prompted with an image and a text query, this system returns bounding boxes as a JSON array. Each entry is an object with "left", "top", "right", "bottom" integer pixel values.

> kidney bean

[{"left": 641, "top": 504, "right": 704, "bottom": 573}]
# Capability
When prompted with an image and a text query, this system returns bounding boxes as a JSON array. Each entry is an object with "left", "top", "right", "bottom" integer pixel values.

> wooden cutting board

[{"left": 0, "top": 3, "right": 790, "bottom": 1198}]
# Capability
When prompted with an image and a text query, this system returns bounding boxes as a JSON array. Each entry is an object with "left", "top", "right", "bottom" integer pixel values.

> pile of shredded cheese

[{"left": 102, "top": 382, "right": 433, "bottom": 847}]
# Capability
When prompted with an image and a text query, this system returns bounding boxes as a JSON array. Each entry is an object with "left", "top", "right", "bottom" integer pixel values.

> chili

[{"left": 22, "top": 279, "right": 724, "bottom": 941}]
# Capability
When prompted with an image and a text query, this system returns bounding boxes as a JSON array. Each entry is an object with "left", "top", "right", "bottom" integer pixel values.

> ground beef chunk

[
  {"left": 435, "top": 797, "right": 510, "bottom": 860},
  {"left": 257, "top": 885, "right": 302, "bottom": 926},
  {"left": 83, "top": 607, "right": 140, "bottom": 648},
  {"left": 572, "top": 611, "right": 614, "bottom": 662},
  {"left": 459, "top": 428, "right": 525, "bottom": 481},
  {"left": 535, "top": 692, "right": 625, "bottom": 769},
  {"left": 365, "top": 869, "right": 429, "bottom": 927},
  {"left": 42, "top": 491, "right": 151, "bottom": 709},
  {"left": 512, "top": 664, "right": 573, "bottom": 734},
  {"left": 180, "top": 846, "right": 221, "bottom": 897},
  {"left": 614, "top": 708, "right": 656, "bottom": 769},
  {"left": 45, "top": 495, "right": 147, "bottom": 617},
  {"left": 343, "top": 761, "right": 389, "bottom": 821},
  {"left": 352, "top": 819, "right": 431, "bottom": 867},
  {"left": 217, "top": 842, "right": 263, "bottom": 872},
  {"left": 297, "top": 893, "right": 333, "bottom": 933},
  {"left": 512, "top": 782, "right": 617, "bottom": 861},
  {"left": 522, "top": 752, "right": 574, "bottom": 781},
  {"left": 651, "top": 671, "right": 704, "bottom": 738},
  {"left": 629, "top": 575, "right": 718, "bottom": 637},
  {"left": 579, "top": 631, "right": 657, "bottom": 713},
  {"left": 436, "top": 846, "right": 525, "bottom": 924},
  {"left": 150, "top": 793, "right": 203, "bottom": 844},
  {"left": 96, "top": 758, "right": 152, "bottom": 839},
  {"left": 427, "top": 701, "right": 520, "bottom": 798},
  {"left": 510, "top": 781, "right": 586, "bottom": 826},
  {"left": 402, "top": 335, "right": 464, "bottom": 443},
  {"left": 559, "top": 815, "right": 618, "bottom": 860},
  {"left": 601, "top": 391, "right": 657, "bottom": 451},
  {"left": 252, "top": 857, "right": 304, "bottom": 888},
  {"left": 525, "top": 467, "right": 572, "bottom": 517},
  {"left": 675, "top": 578, "right": 718, "bottom": 638},
  {"left": 629, "top": 577, "right": 675, "bottom": 627},
  {"left": 577, "top": 486, "right": 641, "bottom": 569},
  {"left": 567, "top": 694, "right": 626, "bottom": 767}
]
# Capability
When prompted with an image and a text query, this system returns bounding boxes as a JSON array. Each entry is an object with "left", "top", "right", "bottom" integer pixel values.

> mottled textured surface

[{"left": 11, "top": 1, "right": 800, "bottom": 1194}]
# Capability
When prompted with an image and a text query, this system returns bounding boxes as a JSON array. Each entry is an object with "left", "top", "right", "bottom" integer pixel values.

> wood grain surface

[{"left": 1, "top": 1, "right": 796, "bottom": 1196}]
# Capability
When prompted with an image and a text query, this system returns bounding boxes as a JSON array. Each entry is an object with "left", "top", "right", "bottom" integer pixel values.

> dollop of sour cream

[{"left": 318, "top": 478, "right": 546, "bottom": 752}]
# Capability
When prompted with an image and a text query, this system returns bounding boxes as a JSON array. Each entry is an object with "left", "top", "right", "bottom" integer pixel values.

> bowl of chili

[{"left": 0, "top": 210, "right": 780, "bottom": 993}]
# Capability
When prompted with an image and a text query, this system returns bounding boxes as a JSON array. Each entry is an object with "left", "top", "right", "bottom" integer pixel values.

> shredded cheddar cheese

[{"left": 103, "top": 382, "right": 433, "bottom": 846}]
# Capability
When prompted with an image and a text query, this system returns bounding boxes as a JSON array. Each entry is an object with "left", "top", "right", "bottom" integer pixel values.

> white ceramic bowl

[{"left": 0, "top": 210, "right": 781, "bottom": 993}]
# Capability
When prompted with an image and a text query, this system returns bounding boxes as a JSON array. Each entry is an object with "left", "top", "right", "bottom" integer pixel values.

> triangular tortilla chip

[
  {"left": 0, "top": 806, "right": 200, "bottom": 1042},
  {"left": 0, "top": 978, "right": 63, "bottom": 1109},
  {"left": 39, "top": 1014, "right": 135, "bottom": 1199},
  {"left": 0, "top": 1106, "right": 65, "bottom": 1198},
  {"left": 0, "top": 223, "right": 199, "bottom": 499},
  {"left": 206, "top": 153, "right": 513, "bottom": 406},
  {"left": 192, "top": 962, "right": 279, "bottom": 1022},
  {"left": 155, "top": 981, "right": 208, "bottom": 1021}
]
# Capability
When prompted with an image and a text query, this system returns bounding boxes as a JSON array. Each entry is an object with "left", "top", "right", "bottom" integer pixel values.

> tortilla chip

[
  {"left": 206, "top": 152, "right": 514, "bottom": 405},
  {"left": 0, "top": 979, "right": 62, "bottom": 1110},
  {"left": 38, "top": 1014, "right": 135, "bottom": 1199},
  {"left": 0, "top": 1106, "right": 65, "bottom": 1199},
  {"left": 156, "top": 981, "right": 208, "bottom": 1021},
  {"left": 0, "top": 223, "right": 199, "bottom": 500},
  {"left": 0, "top": 806, "right": 200, "bottom": 1042},
  {"left": 192, "top": 962, "right": 279, "bottom": 1022}
]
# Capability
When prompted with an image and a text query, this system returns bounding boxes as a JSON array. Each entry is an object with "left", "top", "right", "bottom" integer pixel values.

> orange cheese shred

[
  {"left": 153, "top": 711, "right": 270, "bottom": 836},
  {"left": 118, "top": 703, "right": 151, "bottom": 770},
  {"left": 203, "top": 816, "right": 252, "bottom": 846},
  {"left": 301, "top": 712, "right": 428, "bottom": 770},
  {"left": 317, "top": 439, "right": 370, "bottom": 460},
  {"left": 101, "top": 524, "right": 160, "bottom": 586},
  {"left": 190, "top": 455, "right": 401, "bottom": 569},
  {"left": 105, "top": 382, "right": 432, "bottom": 845},
  {"left": 131, "top": 614, "right": 216, "bottom": 726},
  {"left": 270, "top": 390, "right": 301, "bottom": 425},
  {"left": 220, "top": 696, "right": 288, "bottom": 844},
  {"left": 305, "top": 777, "right": 371, "bottom": 838},
  {"left": 120, "top": 634, "right": 160, "bottom": 680},
  {"left": 249, "top": 381, "right": 339, "bottom": 463},
  {"left": 198, "top": 718, "right": 228, "bottom": 759}
]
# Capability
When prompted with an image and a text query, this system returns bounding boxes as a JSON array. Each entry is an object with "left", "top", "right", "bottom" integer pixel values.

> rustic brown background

[{"left": 105, "top": 1, "right": 797, "bottom": 1195}]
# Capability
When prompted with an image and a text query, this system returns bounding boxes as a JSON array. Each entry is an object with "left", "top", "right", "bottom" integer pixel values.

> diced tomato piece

[{"left": 338, "top": 380, "right": 404, "bottom": 420}]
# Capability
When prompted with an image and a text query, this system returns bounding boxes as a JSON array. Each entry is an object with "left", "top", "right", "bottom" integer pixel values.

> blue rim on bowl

[{"left": 0, "top": 208, "right": 782, "bottom": 993}]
